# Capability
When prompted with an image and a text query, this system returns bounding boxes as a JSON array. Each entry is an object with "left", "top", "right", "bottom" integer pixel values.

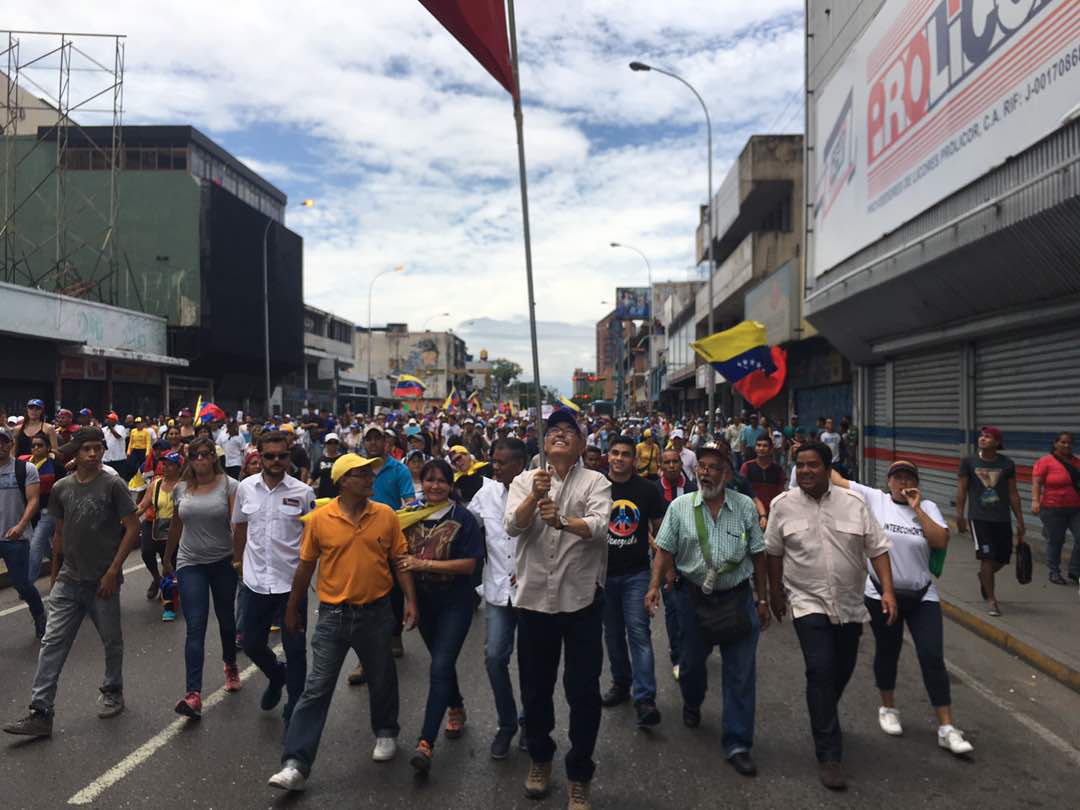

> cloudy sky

[{"left": 13, "top": 2, "right": 805, "bottom": 392}]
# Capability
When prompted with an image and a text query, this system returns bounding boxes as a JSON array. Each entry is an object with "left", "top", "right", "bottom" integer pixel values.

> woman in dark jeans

[
  {"left": 399, "top": 459, "right": 484, "bottom": 774},
  {"left": 163, "top": 436, "right": 241, "bottom": 719},
  {"left": 1032, "top": 432, "right": 1080, "bottom": 585}
]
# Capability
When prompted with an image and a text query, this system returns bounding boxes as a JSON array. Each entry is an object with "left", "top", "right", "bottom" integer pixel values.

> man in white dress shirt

[
  {"left": 232, "top": 430, "right": 316, "bottom": 728},
  {"left": 468, "top": 437, "right": 528, "bottom": 760}
]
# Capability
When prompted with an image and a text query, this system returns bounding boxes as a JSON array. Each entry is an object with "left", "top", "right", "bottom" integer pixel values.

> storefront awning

[{"left": 66, "top": 344, "right": 189, "bottom": 368}]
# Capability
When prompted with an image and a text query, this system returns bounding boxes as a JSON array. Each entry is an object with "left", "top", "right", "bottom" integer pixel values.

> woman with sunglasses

[
  {"left": 135, "top": 451, "right": 183, "bottom": 620},
  {"left": 163, "top": 436, "right": 241, "bottom": 718},
  {"left": 22, "top": 433, "right": 61, "bottom": 586},
  {"left": 399, "top": 459, "right": 484, "bottom": 774}
]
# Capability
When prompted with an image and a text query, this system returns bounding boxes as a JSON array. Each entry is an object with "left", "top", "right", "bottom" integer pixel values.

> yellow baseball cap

[{"left": 330, "top": 453, "right": 381, "bottom": 484}]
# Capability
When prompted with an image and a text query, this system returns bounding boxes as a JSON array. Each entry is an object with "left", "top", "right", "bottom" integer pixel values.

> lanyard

[{"left": 693, "top": 501, "right": 744, "bottom": 576}]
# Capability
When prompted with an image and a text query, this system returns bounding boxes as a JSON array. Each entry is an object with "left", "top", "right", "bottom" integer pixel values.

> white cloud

[{"left": 9, "top": 2, "right": 805, "bottom": 392}]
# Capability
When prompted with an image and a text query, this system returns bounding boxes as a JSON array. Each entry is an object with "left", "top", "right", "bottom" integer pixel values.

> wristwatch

[{"left": 557, "top": 514, "right": 569, "bottom": 530}]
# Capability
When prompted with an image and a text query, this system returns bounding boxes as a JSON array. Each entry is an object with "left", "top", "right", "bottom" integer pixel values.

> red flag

[
  {"left": 733, "top": 346, "right": 787, "bottom": 408},
  {"left": 418, "top": 0, "right": 516, "bottom": 98}
]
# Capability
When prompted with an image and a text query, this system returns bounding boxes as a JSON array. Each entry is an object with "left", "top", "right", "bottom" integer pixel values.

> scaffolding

[{"left": 0, "top": 29, "right": 125, "bottom": 304}]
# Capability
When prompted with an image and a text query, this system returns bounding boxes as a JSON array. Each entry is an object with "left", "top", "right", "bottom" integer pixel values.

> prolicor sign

[{"left": 813, "top": 0, "right": 1080, "bottom": 276}]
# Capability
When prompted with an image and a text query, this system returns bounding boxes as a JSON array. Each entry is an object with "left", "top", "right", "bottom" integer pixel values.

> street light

[
  {"left": 423, "top": 312, "right": 451, "bottom": 331},
  {"left": 366, "top": 264, "right": 405, "bottom": 416},
  {"left": 610, "top": 241, "right": 654, "bottom": 409},
  {"left": 264, "top": 198, "right": 316, "bottom": 416},
  {"left": 629, "top": 60, "right": 716, "bottom": 437}
]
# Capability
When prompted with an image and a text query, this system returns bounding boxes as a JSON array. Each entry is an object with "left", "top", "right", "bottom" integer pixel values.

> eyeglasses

[
  {"left": 191, "top": 451, "right": 214, "bottom": 459},
  {"left": 547, "top": 428, "right": 578, "bottom": 438},
  {"left": 261, "top": 452, "right": 289, "bottom": 461}
]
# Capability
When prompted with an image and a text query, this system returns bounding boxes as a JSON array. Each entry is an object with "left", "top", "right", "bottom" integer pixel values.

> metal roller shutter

[
  {"left": 867, "top": 365, "right": 890, "bottom": 487},
  {"left": 975, "top": 325, "right": 1080, "bottom": 529},
  {"left": 892, "top": 348, "right": 963, "bottom": 511}
]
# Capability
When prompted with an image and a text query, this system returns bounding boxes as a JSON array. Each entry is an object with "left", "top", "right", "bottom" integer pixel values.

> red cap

[{"left": 979, "top": 426, "right": 1004, "bottom": 448}]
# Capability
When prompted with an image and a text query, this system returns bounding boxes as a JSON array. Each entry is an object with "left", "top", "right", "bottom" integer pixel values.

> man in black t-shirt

[
  {"left": 310, "top": 433, "right": 343, "bottom": 499},
  {"left": 600, "top": 435, "right": 666, "bottom": 727},
  {"left": 285, "top": 429, "right": 310, "bottom": 482}
]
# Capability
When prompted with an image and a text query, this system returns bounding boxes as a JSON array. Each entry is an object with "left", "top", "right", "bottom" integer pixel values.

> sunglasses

[
  {"left": 261, "top": 452, "right": 289, "bottom": 461},
  {"left": 191, "top": 451, "right": 215, "bottom": 459}
]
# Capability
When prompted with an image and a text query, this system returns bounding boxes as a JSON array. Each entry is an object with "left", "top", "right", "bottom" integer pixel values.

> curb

[{"left": 941, "top": 599, "right": 1080, "bottom": 695}]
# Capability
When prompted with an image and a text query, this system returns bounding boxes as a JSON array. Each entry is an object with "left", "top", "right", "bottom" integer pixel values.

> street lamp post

[
  {"left": 610, "top": 241, "right": 653, "bottom": 410},
  {"left": 629, "top": 61, "right": 716, "bottom": 437},
  {"left": 422, "top": 312, "right": 451, "bottom": 331},
  {"left": 366, "top": 264, "right": 405, "bottom": 416}
]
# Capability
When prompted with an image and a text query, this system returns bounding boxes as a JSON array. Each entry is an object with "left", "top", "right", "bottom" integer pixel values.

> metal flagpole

[{"left": 505, "top": 0, "right": 545, "bottom": 469}]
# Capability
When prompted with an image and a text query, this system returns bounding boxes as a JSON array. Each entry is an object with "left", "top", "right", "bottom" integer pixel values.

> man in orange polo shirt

[{"left": 268, "top": 455, "right": 418, "bottom": 792}]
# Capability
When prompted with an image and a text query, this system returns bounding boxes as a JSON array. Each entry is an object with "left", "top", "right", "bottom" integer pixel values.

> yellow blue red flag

[
  {"left": 557, "top": 395, "right": 581, "bottom": 413},
  {"left": 690, "top": 321, "right": 776, "bottom": 383}
]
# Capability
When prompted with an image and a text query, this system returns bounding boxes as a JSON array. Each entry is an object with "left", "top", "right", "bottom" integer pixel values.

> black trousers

[
  {"left": 793, "top": 613, "right": 862, "bottom": 763},
  {"left": 517, "top": 591, "right": 604, "bottom": 783},
  {"left": 866, "top": 596, "right": 950, "bottom": 706}
]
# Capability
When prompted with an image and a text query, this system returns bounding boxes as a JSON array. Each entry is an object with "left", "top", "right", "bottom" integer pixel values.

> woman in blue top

[{"left": 398, "top": 458, "right": 484, "bottom": 774}]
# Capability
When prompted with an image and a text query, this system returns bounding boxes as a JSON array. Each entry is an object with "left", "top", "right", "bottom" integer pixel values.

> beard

[{"left": 699, "top": 481, "right": 723, "bottom": 500}]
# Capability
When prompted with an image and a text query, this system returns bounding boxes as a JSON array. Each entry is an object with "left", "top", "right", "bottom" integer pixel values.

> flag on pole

[
  {"left": 417, "top": 0, "right": 516, "bottom": 98},
  {"left": 393, "top": 374, "right": 427, "bottom": 398},
  {"left": 193, "top": 395, "right": 203, "bottom": 422},
  {"left": 197, "top": 402, "right": 226, "bottom": 424},
  {"left": 690, "top": 321, "right": 776, "bottom": 383}
]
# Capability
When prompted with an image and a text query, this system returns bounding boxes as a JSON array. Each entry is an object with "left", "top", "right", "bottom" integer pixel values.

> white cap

[
  {"left": 671, "top": 428, "right": 685, "bottom": 439},
  {"left": 324, "top": 433, "right": 340, "bottom": 443}
]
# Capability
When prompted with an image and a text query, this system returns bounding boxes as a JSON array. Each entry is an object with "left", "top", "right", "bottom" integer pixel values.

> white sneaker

[
  {"left": 938, "top": 726, "right": 974, "bottom": 755},
  {"left": 672, "top": 664, "right": 680, "bottom": 681},
  {"left": 878, "top": 706, "right": 903, "bottom": 736},
  {"left": 372, "top": 736, "right": 397, "bottom": 762},
  {"left": 268, "top": 761, "right": 306, "bottom": 791}
]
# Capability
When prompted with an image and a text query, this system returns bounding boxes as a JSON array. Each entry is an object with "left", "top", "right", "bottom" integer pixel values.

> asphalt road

[{"left": 1, "top": 562, "right": 1079, "bottom": 809}]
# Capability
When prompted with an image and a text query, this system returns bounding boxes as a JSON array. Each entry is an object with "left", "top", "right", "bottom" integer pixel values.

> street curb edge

[{"left": 941, "top": 599, "right": 1080, "bottom": 695}]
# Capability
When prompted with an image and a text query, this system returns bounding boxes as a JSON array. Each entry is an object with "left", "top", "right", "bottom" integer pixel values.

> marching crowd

[{"left": 1, "top": 397, "right": 1077, "bottom": 809}]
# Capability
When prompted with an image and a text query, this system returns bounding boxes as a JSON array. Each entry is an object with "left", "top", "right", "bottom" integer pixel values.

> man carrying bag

[{"left": 645, "top": 443, "right": 769, "bottom": 778}]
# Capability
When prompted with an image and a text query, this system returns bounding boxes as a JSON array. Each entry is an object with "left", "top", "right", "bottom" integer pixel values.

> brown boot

[
  {"left": 567, "top": 780, "right": 591, "bottom": 810},
  {"left": 819, "top": 761, "right": 846, "bottom": 791},
  {"left": 523, "top": 760, "right": 552, "bottom": 799}
]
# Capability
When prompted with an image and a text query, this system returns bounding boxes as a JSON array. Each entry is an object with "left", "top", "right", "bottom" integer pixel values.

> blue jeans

[
  {"left": 416, "top": 586, "right": 474, "bottom": 746},
  {"left": 31, "top": 578, "right": 123, "bottom": 715},
  {"left": 674, "top": 582, "right": 760, "bottom": 756},
  {"left": 177, "top": 558, "right": 237, "bottom": 694},
  {"left": 602, "top": 569, "right": 656, "bottom": 703},
  {"left": 1039, "top": 507, "right": 1080, "bottom": 578},
  {"left": 485, "top": 600, "right": 523, "bottom": 733},
  {"left": 0, "top": 539, "right": 44, "bottom": 619},
  {"left": 28, "top": 513, "right": 56, "bottom": 583},
  {"left": 282, "top": 597, "right": 399, "bottom": 776},
  {"left": 242, "top": 586, "right": 307, "bottom": 722}
]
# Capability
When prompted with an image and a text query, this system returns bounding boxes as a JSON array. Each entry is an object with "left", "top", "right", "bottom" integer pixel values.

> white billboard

[{"left": 812, "top": 0, "right": 1080, "bottom": 277}]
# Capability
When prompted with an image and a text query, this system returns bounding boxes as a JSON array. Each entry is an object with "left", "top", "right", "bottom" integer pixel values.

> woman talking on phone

[{"left": 831, "top": 460, "right": 974, "bottom": 756}]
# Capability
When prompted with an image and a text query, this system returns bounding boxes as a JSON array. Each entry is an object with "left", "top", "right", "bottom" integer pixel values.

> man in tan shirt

[
  {"left": 765, "top": 440, "right": 897, "bottom": 792},
  {"left": 504, "top": 410, "right": 612, "bottom": 810}
]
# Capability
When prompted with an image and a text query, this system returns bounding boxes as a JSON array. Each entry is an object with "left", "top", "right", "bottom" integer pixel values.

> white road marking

[
  {"left": 67, "top": 644, "right": 283, "bottom": 805},
  {"left": 944, "top": 657, "right": 1080, "bottom": 767},
  {"left": 0, "top": 564, "right": 145, "bottom": 618}
]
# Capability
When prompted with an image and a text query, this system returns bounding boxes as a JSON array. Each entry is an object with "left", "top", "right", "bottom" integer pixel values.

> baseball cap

[
  {"left": 78, "top": 408, "right": 93, "bottom": 417},
  {"left": 178, "top": 407, "right": 192, "bottom": 417},
  {"left": 324, "top": 433, "right": 340, "bottom": 443},
  {"left": 330, "top": 453, "right": 380, "bottom": 484},
  {"left": 162, "top": 451, "right": 184, "bottom": 466},
  {"left": 107, "top": 411, "right": 119, "bottom": 421},
  {"left": 449, "top": 444, "right": 470, "bottom": 457},
  {"left": 546, "top": 409, "right": 580, "bottom": 434},
  {"left": 57, "top": 408, "right": 73, "bottom": 418},
  {"left": 279, "top": 423, "right": 295, "bottom": 433},
  {"left": 979, "top": 425, "right": 1004, "bottom": 448},
  {"left": 364, "top": 425, "right": 385, "bottom": 437},
  {"left": 671, "top": 428, "right": 685, "bottom": 439},
  {"left": 887, "top": 459, "right": 920, "bottom": 481},
  {"left": 26, "top": 398, "right": 44, "bottom": 409},
  {"left": 0, "top": 426, "right": 12, "bottom": 441},
  {"left": 405, "top": 449, "right": 426, "bottom": 463}
]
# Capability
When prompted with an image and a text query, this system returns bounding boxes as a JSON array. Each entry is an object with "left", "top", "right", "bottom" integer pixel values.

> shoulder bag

[
  {"left": 688, "top": 503, "right": 752, "bottom": 646},
  {"left": 1052, "top": 455, "right": 1080, "bottom": 496}
]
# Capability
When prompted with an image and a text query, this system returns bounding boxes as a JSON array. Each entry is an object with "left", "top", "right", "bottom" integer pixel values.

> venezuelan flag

[
  {"left": 393, "top": 374, "right": 427, "bottom": 398},
  {"left": 557, "top": 395, "right": 581, "bottom": 413},
  {"left": 690, "top": 321, "right": 776, "bottom": 383}
]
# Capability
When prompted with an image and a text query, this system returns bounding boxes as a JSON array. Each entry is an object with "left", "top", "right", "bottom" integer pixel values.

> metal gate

[
  {"left": 892, "top": 348, "right": 964, "bottom": 511},
  {"left": 864, "top": 364, "right": 891, "bottom": 487},
  {"left": 975, "top": 325, "right": 1080, "bottom": 529}
]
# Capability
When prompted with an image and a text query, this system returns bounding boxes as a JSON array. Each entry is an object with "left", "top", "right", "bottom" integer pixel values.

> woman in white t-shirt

[{"left": 832, "top": 459, "right": 974, "bottom": 756}]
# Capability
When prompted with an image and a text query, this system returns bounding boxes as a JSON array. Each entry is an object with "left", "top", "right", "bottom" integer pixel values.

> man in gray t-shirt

[
  {"left": 3, "top": 427, "right": 139, "bottom": 738},
  {"left": 0, "top": 427, "right": 46, "bottom": 638}
]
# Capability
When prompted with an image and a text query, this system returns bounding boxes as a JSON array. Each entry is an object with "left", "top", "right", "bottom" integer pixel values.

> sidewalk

[{"left": 935, "top": 550, "right": 1080, "bottom": 694}]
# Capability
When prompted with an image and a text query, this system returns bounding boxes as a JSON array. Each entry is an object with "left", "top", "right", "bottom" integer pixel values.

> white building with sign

[{"left": 804, "top": 0, "right": 1080, "bottom": 523}]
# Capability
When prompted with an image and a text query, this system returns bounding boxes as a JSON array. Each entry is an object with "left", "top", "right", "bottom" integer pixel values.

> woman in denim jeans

[
  {"left": 24, "top": 434, "right": 59, "bottom": 583},
  {"left": 400, "top": 459, "right": 484, "bottom": 774},
  {"left": 1032, "top": 432, "right": 1080, "bottom": 585},
  {"left": 163, "top": 436, "right": 240, "bottom": 719}
]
